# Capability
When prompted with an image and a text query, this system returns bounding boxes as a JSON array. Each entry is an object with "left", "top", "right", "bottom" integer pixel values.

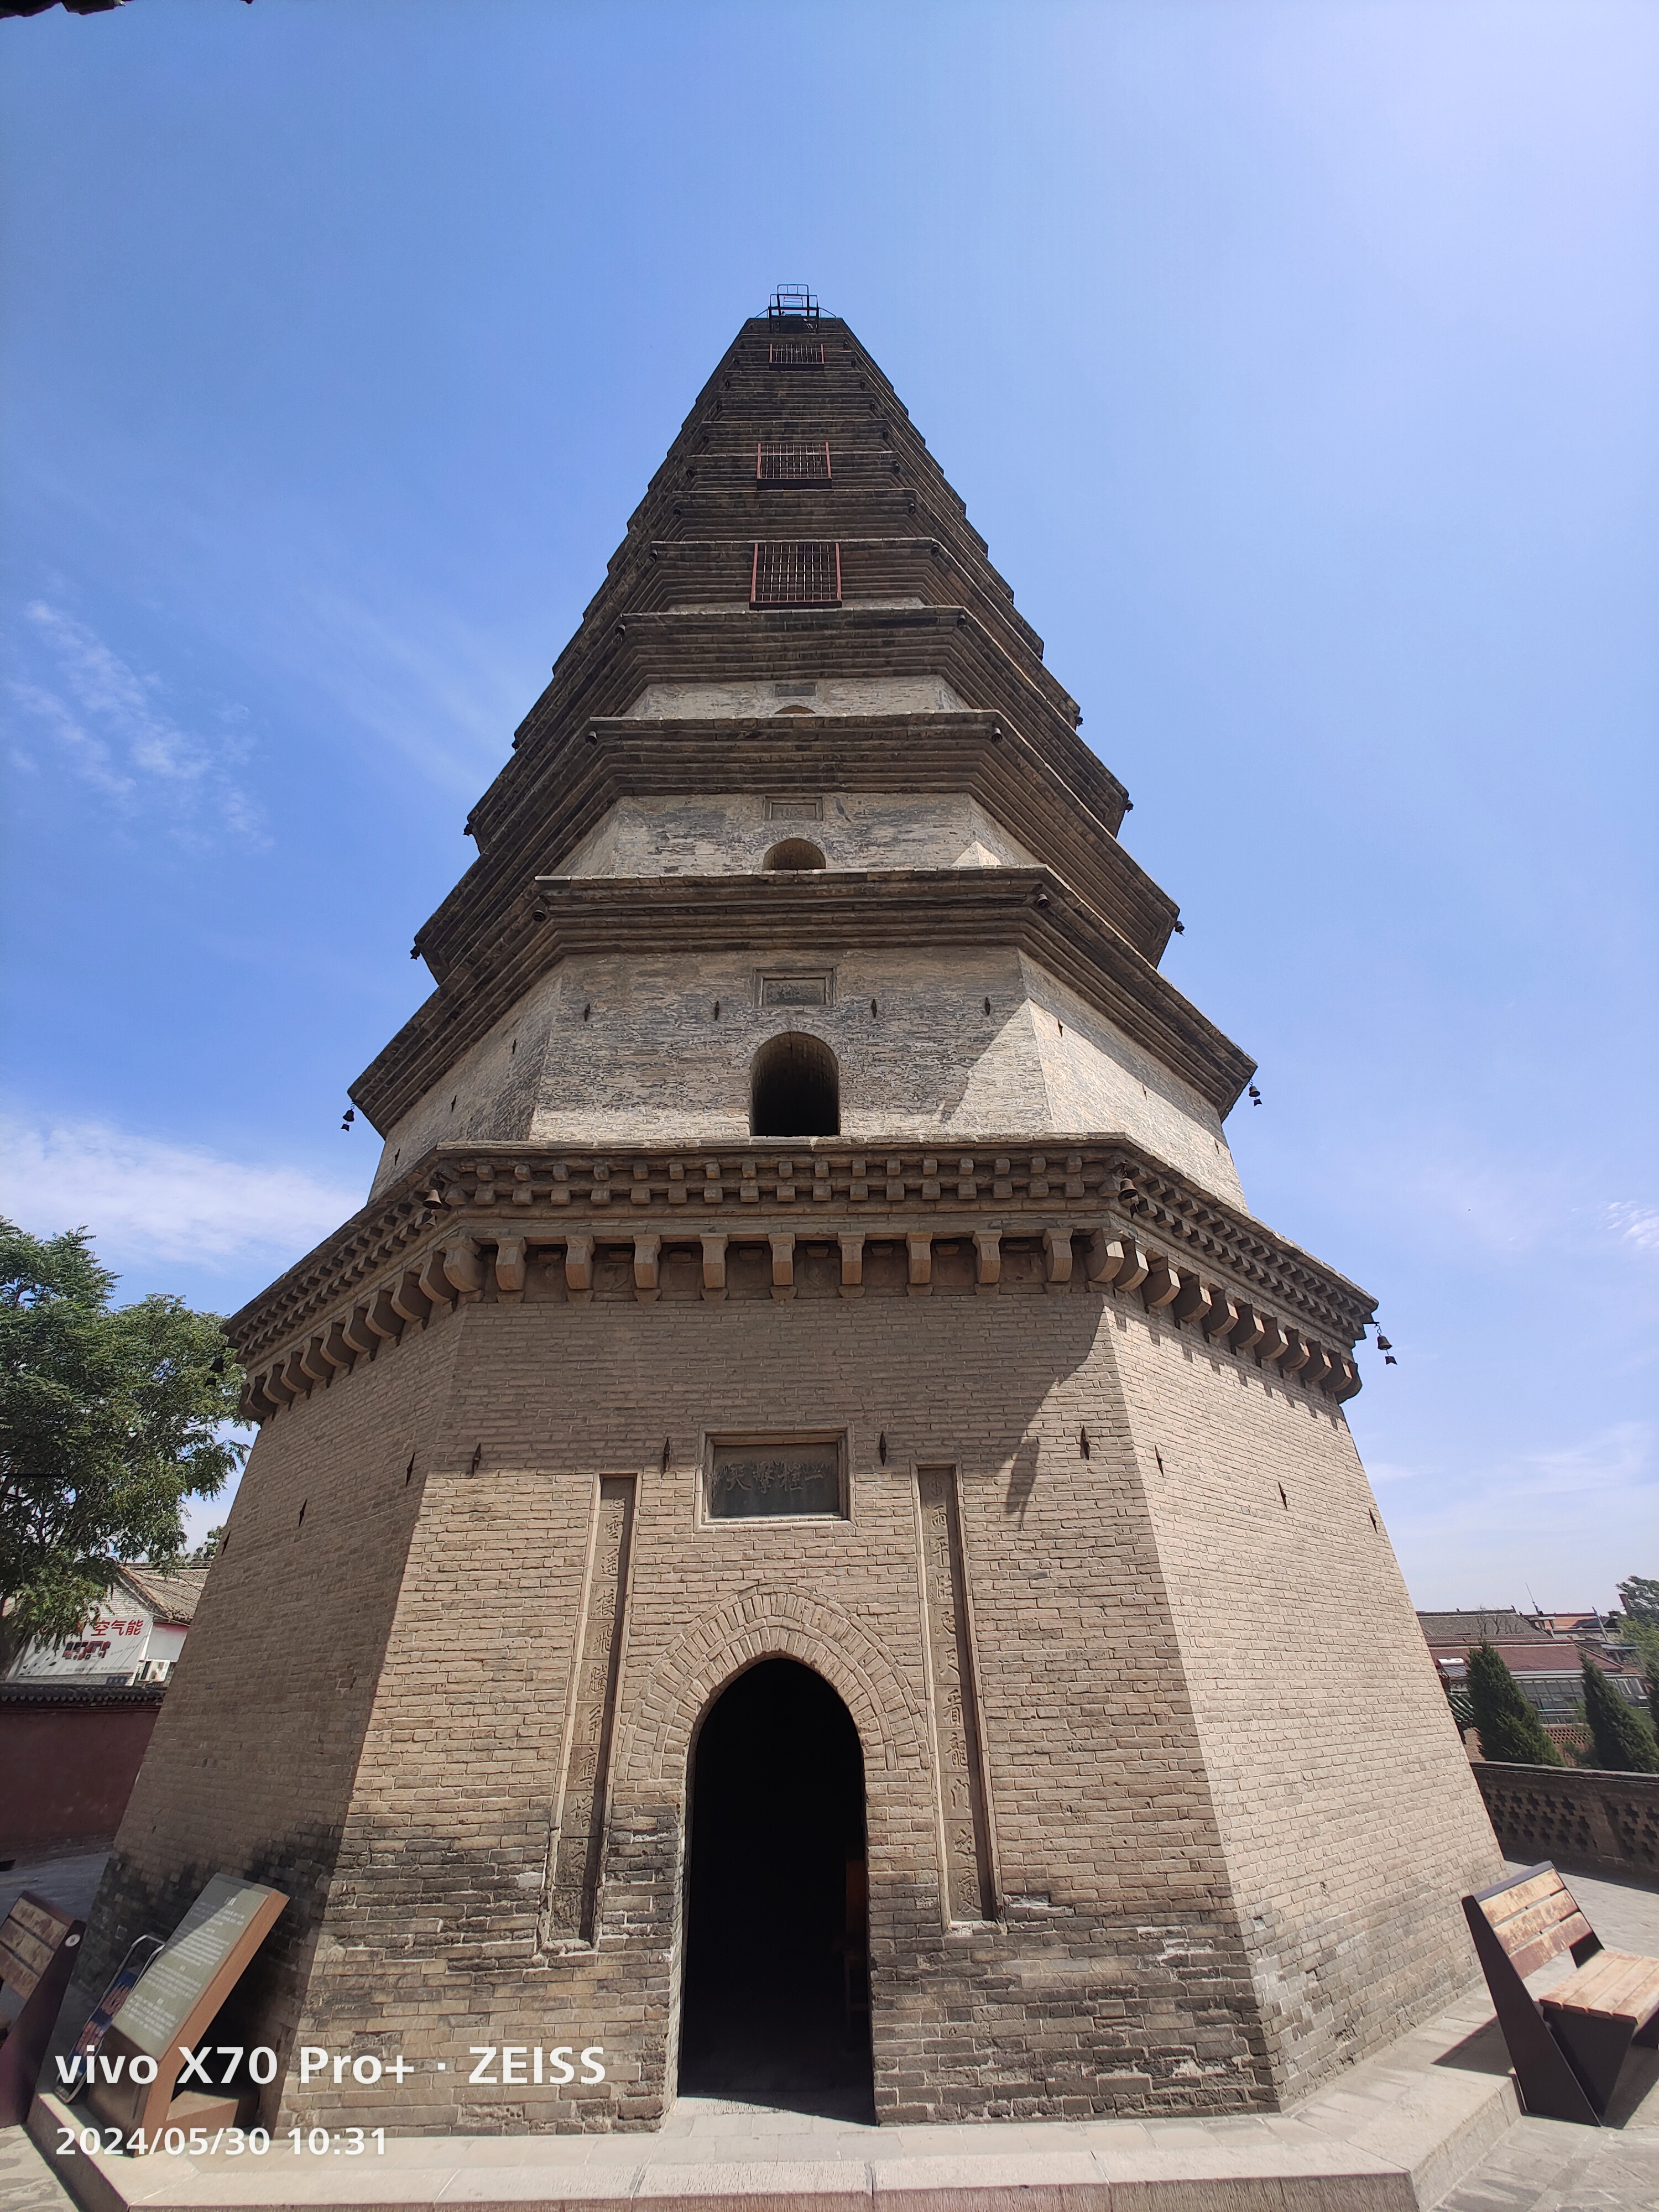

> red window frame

[{"left": 755, "top": 442, "right": 833, "bottom": 484}]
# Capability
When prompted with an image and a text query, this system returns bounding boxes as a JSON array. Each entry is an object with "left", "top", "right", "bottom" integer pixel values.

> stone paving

[
  {"left": 0, "top": 1861, "right": 1653, "bottom": 2211},
  {"left": 0, "top": 2121, "right": 77, "bottom": 2212},
  {"left": 1439, "top": 2118, "right": 1659, "bottom": 2212}
]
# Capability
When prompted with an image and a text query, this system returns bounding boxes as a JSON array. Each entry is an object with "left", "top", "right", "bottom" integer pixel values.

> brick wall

[
  {"left": 0, "top": 1686, "right": 163, "bottom": 1855},
  {"left": 1472, "top": 1761, "right": 1659, "bottom": 1883},
  {"left": 79, "top": 1269, "right": 1489, "bottom": 2133},
  {"left": 1112, "top": 1311, "right": 1503, "bottom": 2099},
  {"left": 61, "top": 1323, "right": 463, "bottom": 2072},
  {"left": 627, "top": 675, "right": 965, "bottom": 719},
  {"left": 371, "top": 941, "right": 1243, "bottom": 1211},
  {"left": 557, "top": 792, "right": 1036, "bottom": 880}
]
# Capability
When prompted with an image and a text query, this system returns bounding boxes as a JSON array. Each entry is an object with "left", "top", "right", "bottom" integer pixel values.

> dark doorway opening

[
  {"left": 750, "top": 1032, "right": 839, "bottom": 1136},
  {"left": 763, "top": 837, "right": 826, "bottom": 869},
  {"left": 678, "top": 1657, "right": 872, "bottom": 2117}
]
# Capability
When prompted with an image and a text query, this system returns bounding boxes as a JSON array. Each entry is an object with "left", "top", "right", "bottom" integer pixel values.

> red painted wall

[{"left": 0, "top": 1688, "right": 164, "bottom": 1855}]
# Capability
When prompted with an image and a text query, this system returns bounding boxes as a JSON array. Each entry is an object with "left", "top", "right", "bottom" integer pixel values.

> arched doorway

[
  {"left": 762, "top": 837, "right": 826, "bottom": 869},
  {"left": 679, "top": 1658, "right": 871, "bottom": 2116},
  {"left": 750, "top": 1032, "right": 839, "bottom": 1136}
]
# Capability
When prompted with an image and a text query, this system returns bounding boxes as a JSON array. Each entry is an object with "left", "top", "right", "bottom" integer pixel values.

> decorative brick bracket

[{"left": 232, "top": 1135, "right": 1372, "bottom": 1424}]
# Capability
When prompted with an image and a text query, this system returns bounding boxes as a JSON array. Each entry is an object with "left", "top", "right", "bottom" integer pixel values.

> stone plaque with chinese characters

[
  {"left": 759, "top": 972, "right": 830, "bottom": 1008},
  {"left": 709, "top": 1438, "right": 843, "bottom": 1519}
]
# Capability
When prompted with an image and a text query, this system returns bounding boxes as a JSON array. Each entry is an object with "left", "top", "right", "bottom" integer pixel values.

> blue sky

[{"left": 1, "top": 0, "right": 1653, "bottom": 1601}]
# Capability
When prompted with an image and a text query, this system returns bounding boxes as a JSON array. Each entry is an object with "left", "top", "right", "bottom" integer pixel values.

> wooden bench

[{"left": 1463, "top": 1861, "right": 1659, "bottom": 2124}]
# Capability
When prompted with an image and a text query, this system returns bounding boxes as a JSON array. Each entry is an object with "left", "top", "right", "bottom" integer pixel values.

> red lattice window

[
  {"left": 769, "top": 341, "right": 826, "bottom": 368},
  {"left": 757, "top": 442, "right": 832, "bottom": 484},
  {"left": 751, "top": 541, "right": 842, "bottom": 607}
]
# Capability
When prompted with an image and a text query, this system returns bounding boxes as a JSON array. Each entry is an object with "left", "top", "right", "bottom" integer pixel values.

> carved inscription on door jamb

[
  {"left": 543, "top": 1474, "right": 635, "bottom": 1950},
  {"left": 914, "top": 1465, "right": 997, "bottom": 1926}
]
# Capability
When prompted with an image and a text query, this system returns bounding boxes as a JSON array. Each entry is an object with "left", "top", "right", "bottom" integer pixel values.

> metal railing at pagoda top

[{"left": 768, "top": 283, "right": 819, "bottom": 319}]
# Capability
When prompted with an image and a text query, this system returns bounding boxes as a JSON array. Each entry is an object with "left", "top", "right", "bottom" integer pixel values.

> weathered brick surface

[
  {"left": 66, "top": 1317, "right": 465, "bottom": 2074},
  {"left": 1109, "top": 1310, "right": 1503, "bottom": 2098},
  {"left": 558, "top": 791, "right": 1036, "bottom": 880},
  {"left": 372, "top": 940, "right": 1243, "bottom": 1212},
  {"left": 83, "top": 1269, "right": 1491, "bottom": 2132}
]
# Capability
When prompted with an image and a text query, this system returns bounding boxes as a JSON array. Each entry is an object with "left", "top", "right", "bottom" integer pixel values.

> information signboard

[{"left": 80, "top": 1874, "right": 286, "bottom": 2143}]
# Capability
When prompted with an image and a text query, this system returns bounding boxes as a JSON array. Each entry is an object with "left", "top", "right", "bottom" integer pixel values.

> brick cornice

[
  {"left": 226, "top": 1134, "right": 1375, "bottom": 1412},
  {"left": 470, "top": 607, "right": 1114, "bottom": 852},
  {"left": 351, "top": 867, "right": 1252, "bottom": 1135}
]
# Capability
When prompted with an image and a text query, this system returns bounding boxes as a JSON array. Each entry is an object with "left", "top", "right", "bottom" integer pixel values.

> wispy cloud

[
  {"left": 287, "top": 577, "right": 519, "bottom": 798},
  {"left": 1323, "top": 1123, "right": 1659, "bottom": 1274},
  {"left": 1606, "top": 1202, "right": 1659, "bottom": 1255},
  {"left": 1381, "top": 1420, "right": 1655, "bottom": 1612},
  {"left": 0, "top": 1118, "right": 361, "bottom": 1271},
  {"left": 8, "top": 602, "right": 265, "bottom": 842}
]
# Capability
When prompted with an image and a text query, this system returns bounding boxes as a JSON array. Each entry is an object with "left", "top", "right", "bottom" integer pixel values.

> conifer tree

[
  {"left": 1580, "top": 1658, "right": 1659, "bottom": 1772},
  {"left": 1464, "top": 1641, "right": 1562, "bottom": 1765},
  {"left": 1616, "top": 1610, "right": 1659, "bottom": 1737}
]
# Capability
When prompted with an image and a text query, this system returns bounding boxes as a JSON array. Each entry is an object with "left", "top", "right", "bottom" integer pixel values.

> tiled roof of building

[
  {"left": 114, "top": 1564, "right": 209, "bottom": 1627},
  {"left": 1415, "top": 1608, "right": 1539, "bottom": 1642},
  {"left": 1429, "top": 1638, "right": 1585, "bottom": 1671},
  {"left": 0, "top": 1681, "right": 166, "bottom": 1709}
]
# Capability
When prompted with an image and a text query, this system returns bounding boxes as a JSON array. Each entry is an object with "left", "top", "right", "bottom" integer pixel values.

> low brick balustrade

[{"left": 1472, "top": 1759, "right": 1659, "bottom": 1884}]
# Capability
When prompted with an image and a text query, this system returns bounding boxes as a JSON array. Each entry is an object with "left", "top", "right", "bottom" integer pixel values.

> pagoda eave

[{"left": 352, "top": 868, "right": 1254, "bottom": 1136}]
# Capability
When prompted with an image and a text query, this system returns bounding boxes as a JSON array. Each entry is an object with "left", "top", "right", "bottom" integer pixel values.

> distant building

[
  {"left": 1532, "top": 1611, "right": 1606, "bottom": 1637},
  {"left": 4, "top": 1565, "right": 208, "bottom": 1688},
  {"left": 1419, "top": 1608, "right": 1650, "bottom": 1757}
]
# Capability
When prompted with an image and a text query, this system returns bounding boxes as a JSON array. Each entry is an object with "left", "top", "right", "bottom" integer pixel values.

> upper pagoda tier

[
  {"left": 352, "top": 302, "right": 1256, "bottom": 1205},
  {"left": 421, "top": 315, "right": 1152, "bottom": 974}
]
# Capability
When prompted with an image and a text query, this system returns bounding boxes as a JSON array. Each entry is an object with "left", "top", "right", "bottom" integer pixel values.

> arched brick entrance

[{"left": 678, "top": 1657, "right": 871, "bottom": 2115}]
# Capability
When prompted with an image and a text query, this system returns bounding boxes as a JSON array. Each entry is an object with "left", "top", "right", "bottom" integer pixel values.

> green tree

[
  {"left": 0, "top": 1220, "right": 244, "bottom": 1676},
  {"left": 188, "top": 1523, "right": 226, "bottom": 1563},
  {"left": 1580, "top": 1658, "right": 1659, "bottom": 1773},
  {"left": 1464, "top": 1641, "right": 1562, "bottom": 1765},
  {"left": 1608, "top": 1601, "right": 1659, "bottom": 1737},
  {"left": 1617, "top": 1575, "right": 1659, "bottom": 1627}
]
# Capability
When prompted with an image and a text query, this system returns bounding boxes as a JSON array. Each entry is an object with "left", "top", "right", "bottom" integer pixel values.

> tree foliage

[
  {"left": 1609, "top": 1593, "right": 1659, "bottom": 1736},
  {"left": 1464, "top": 1640, "right": 1562, "bottom": 1765},
  {"left": 1580, "top": 1658, "right": 1659, "bottom": 1773},
  {"left": 0, "top": 1219, "right": 244, "bottom": 1674}
]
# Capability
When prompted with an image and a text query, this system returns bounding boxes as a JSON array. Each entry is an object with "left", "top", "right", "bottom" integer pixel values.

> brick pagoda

[{"left": 76, "top": 289, "right": 1499, "bottom": 2132}]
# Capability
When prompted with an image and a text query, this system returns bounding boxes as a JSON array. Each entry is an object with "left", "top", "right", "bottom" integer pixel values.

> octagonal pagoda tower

[{"left": 75, "top": 290, "right": 1499, "bottom": 2133}]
